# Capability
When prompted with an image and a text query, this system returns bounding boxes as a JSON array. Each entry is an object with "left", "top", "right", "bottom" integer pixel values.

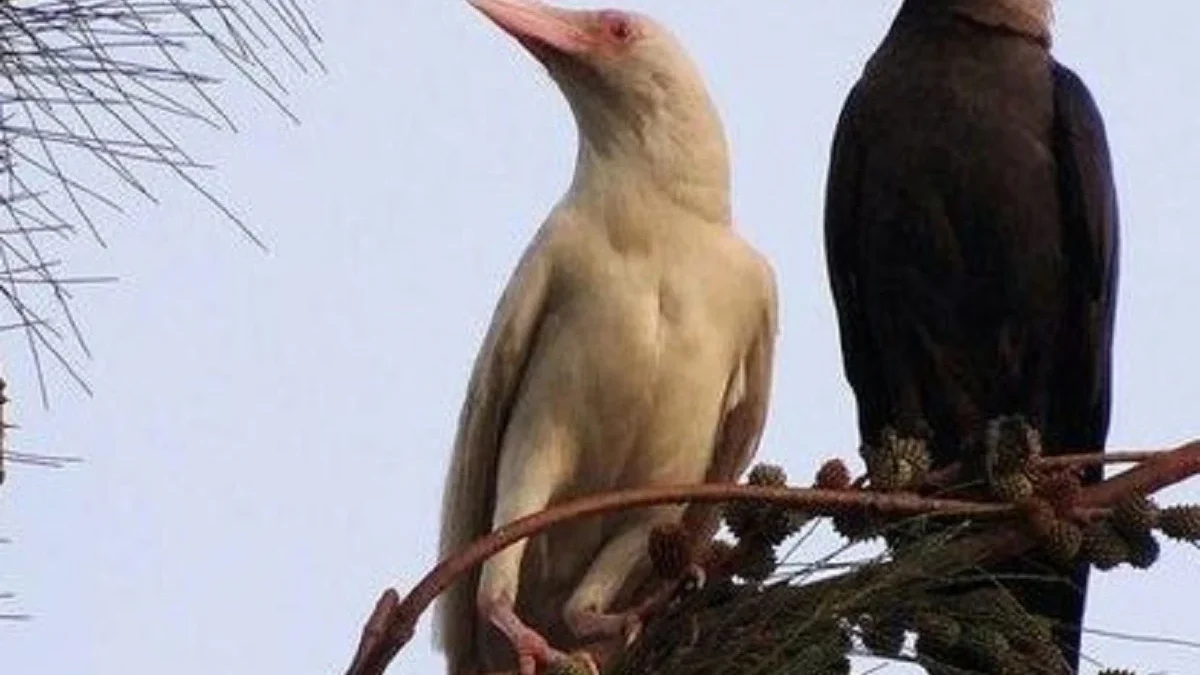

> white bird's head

[{"left": 469, "top": 0, "right": 730, "bottom": 222}]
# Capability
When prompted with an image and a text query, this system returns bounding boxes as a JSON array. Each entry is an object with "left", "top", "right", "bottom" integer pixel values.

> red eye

[{"left": 599, "top": 11, "right": 634, "bottom": 43}]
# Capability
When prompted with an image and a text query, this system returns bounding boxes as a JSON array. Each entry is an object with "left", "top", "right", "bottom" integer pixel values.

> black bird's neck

[{"left": 896, "top": 0, "right": 1052, "bottom": 47}]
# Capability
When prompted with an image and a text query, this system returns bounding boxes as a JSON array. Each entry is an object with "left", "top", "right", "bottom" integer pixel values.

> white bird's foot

[
  {"left": 483, "top": 597, "right": 578, "bottom": 675},
  {"left": 565, "top": 607, "right": 643, "bottom": 647}
]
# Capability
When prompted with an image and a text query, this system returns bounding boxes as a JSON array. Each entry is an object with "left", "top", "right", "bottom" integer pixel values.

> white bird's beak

[{"left": 469, "top": 0, "right": 594, "bottom": 58}]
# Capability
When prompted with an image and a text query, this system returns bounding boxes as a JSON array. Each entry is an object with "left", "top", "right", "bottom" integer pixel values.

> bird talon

[
  {"left": 544, "top": 651, "right": 600, "bottom": 675},
  {"left": 623, "top": 614, "right": 643, "bottom": 647},
  {"left": 683, "top": 562, "right": 708, "bottom": 592}
]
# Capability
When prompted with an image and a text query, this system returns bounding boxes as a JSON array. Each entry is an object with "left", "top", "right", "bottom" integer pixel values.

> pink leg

[
  {"left": 564, "top": 607, "right": 644, "bottom": 646},
  {"left": 481, "top": 596, "right": 594, "bottom": 675},
  {"left": 577, "top": 562, "right": 706, "bottom": 646}
]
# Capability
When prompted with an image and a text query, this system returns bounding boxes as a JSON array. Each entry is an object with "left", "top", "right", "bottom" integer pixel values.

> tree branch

[{"left": 343, "top": 439, "right": 1200, "bottom": 675}]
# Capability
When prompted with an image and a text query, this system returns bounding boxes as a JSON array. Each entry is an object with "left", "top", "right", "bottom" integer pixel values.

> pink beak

[{"left": 469, "top": 0, "right": 594, "bottom": 57}]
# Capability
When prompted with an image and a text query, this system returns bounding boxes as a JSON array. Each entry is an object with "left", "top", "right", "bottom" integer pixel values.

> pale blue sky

[{"left": 1, "top": 1, "right": 1198, "bottom": 673}]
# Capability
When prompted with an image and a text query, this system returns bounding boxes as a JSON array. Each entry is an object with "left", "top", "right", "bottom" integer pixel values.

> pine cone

[
  {"left": 1082, "top": 522, "right": 1132, "bottom": 570},
  {"left": 1097, "top": 670, "right": 1137, "bottom": 675},
  {"left": 1035, "top": 469, "right": 1083, "bottom": 514},
  {"left": 546, "top": 652, "right": 598, "bottom": 675},
  {"left": 815, "top": 459, "right": 852, "bottom": 490},
  {"left": 648, "top": 523, "right": 691, "bottom": 580},
  {"left": 1127, "top": 532, "right": 1161, "bottom": 570},
  {"left": 992, "top": 471, "right": 1036, "bottom": 502},
  {"left": 984, "top": 415, "right": 1043, "bottom": 475},
  {"left": 1039, "top": 519, "right": 1084, "bottom": 564},
  {"left": 868, "top": 427, "right": 932, "bottom": 491},
  {"left": 1112, "top": 494, "right": 1159, "bottom": 539},
  {"left": 863, "top": 446, "right": 904, "bottom": 492},
  {"left": 747, "top": 463, "right": 788, "bottom": 487},
  {"left": 831, "top": 507, "right": 881, "bottom": 542},
  {"left": 1158, "top": 505, "right": 1200, "bottom": 541},
  {"left": 735, "top": 540, "right": 777, "bottom": 582}
]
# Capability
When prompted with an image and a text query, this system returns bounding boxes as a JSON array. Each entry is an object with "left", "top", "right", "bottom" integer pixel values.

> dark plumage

[{"left": 823, "top": 0, "right": 1118, "bottom": 668}]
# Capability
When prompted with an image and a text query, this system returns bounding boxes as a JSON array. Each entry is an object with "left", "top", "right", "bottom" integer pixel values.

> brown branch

[
  {"left": 1080, "top": 440, "right": 1200, "bottom": 506},
  {"left": 923, "top": 448, "right": 1173, "bottom": 492},
  {"left": 343, "top": 487, "right": 1005, "bottom": 675},
  {"left": 343, "top": 440, "right": 1200, "bottom": 675},
  {"left": 809, "top": 439, "right": 1200, "bottom": 608}
]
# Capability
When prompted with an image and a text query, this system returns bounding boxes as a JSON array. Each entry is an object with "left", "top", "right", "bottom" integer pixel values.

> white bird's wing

[
  {"left": 683, "top": 251, "right": 779, "bottom": 539},
  {"left": 433, "top": 230, "right": 555, "bottom": 666}
]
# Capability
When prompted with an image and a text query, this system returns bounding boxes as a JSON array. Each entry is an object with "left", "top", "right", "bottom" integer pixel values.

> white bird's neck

[{"left": 564, "top": 110, "right": 732, "bottom": 231}]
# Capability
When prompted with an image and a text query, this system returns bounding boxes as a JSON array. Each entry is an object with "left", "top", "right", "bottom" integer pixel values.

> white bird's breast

[{"left": 514, "top": 213, "right": 759, "bottom": 495}]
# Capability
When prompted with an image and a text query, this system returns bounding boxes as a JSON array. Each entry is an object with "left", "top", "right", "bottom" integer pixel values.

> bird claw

[
  {"left": 483, "top": 595, "right": 577, "bottom": 675},
  {"left": 622, "top": 615, "right": 643, "bottom": 647},
  {"left": 566, "top": 607, "right": 644, "bottom": 647},
  {"left": 511, "top": 630, "right": 570, "bottom": 675},
  {"left": 681, "top": 562, "right": 707, "bottom": 593},
  {"left": 544, "top": 651, "right": 600, "bottom": 675}
]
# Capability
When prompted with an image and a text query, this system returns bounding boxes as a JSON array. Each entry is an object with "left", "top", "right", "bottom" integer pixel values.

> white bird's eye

[{"left": 598, "top": 11, "right": 635, "bottom": 44}]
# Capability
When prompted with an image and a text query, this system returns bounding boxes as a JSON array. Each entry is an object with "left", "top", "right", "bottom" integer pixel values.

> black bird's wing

[
  {"left": 1028, "top": 60, "right": 1120, "bottom": 666},
  {"left": 1048, "top": 60, "right": 1120, "bottom": 477},
  {"left": 823, "top": 82, "right": 881, "bottom": 442}
]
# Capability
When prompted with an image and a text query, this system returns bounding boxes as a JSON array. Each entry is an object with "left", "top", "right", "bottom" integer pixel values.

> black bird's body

[{"left": 824, "top": 0, "right": 1118, "bottom": 667}]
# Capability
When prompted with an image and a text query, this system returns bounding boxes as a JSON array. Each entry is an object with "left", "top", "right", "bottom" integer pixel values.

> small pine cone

[
  {"left": 889, "top": 430, "right": 933, "bottom": 484},
  {"left": 868, "top": 427, "right": 932, "bottom": 491},
  {"left": 831, "top": 507, "right": 880, "bottom": 542},
  {"left": 992, "top": 470, "right": 1037, "bottom": 502},
  {"left": 1035, "top": 469, "right": 1083, "bottom": 514},
  {"left": 1039, "top": 519, "right": 1084, "bottom": 564},
  {"left": 860, "top": 613, "right": 907, "bottom": 657},
  {"left": 864, "top": 447, "right": 905, "bottom": 492},
  {"left": 985, "top": 415, "right": 1044, "bottom": 475},
  {"left": 915, "top": 611, "right": 962, "bottom": 653},
  {"left": 1082, "top": 522, "right": 1132, "bottom": 571},
  {"left": 1097, "top": 669, "right": 1137, "bottom": 675},
  {"left": 1112, "top": 494, "right": 1159, "bottom": 539},
  {"left": 1127, "top": 532, "right": 1161, "bottom": 570},
  {"left": 722, "top": 500, "right": 758, "bottom": 541},
  {"left": 1158, "top": 505, "right": 1200, "bottom": 541},
  {"left": 647, "top": 523, "right": 691, "bottom": 580},
  {"left": 545, "top": 652, "right": 597, "bottom": 675},
  {"left": 735, "top": 540, "right": 777, "bottom": 582},
  {"left": 755, "top": 505, "right": 803, "bottom": 546},
  {"left": 747, "top": 463, "right": 788, "bottom": 487},
  {"left": 815, "top": 459, "right": 852, "bottom": 490}
]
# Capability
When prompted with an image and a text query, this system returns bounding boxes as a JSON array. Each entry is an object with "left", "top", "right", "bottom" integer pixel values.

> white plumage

[{"left": 436, "top": 2, "right": 779, "bottom": 673}]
